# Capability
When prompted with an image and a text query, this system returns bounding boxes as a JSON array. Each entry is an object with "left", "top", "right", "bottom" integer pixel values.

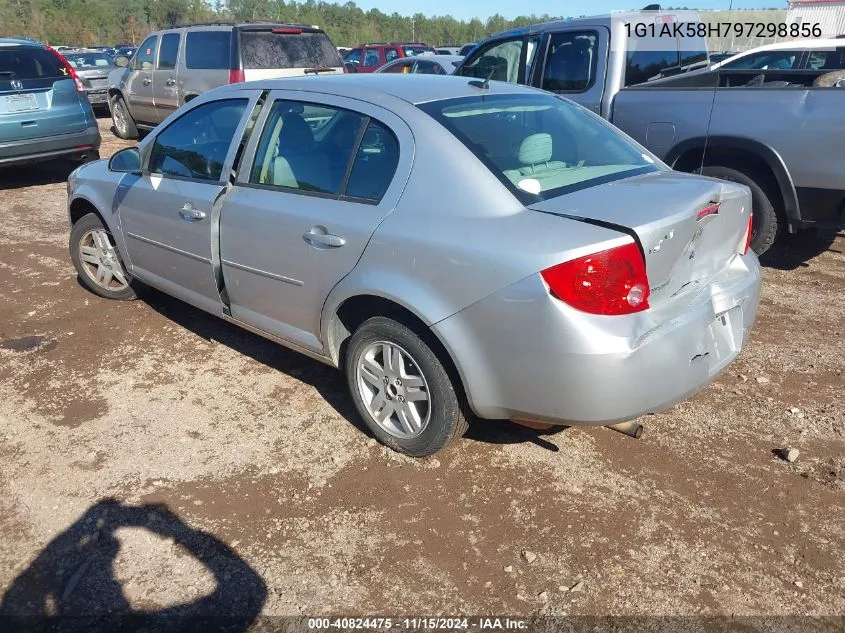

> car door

[
  {"left": 117, "top": 94, "right": 257, "bottom": 314},
  {"left": 219, "top": 91, "right": 412, "bottom": 352},
  {"left": 532, "top": 29, "right": 607, "bottom": 114},
  {"left": 124, "top": 34, "right": 158, "bottom": 124},
  {"left": 153, "top": 31, "right": 182, "bottom": 121}
]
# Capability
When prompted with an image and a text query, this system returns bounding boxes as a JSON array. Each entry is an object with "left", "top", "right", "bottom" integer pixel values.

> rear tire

[
  {"left": 345, "top": 317, "right": 468, "bottom": 457},
  {"left": 698, "top": 165, "right": 780, "bottom": 256},
  {"left": 111, "top": 94, "right": 138, "bottom": 140}
]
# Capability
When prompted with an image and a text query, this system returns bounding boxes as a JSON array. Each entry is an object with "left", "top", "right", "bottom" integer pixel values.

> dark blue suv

[{"left": 0, "top": 39, "right": 101, "bottom": 167}]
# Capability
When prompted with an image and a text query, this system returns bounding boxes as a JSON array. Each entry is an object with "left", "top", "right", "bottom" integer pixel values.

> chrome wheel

[
  {"left": 356, "top": 341, "right": 431, "bottom": 439},
  {"left": 78, "top": 229, "right": 129, "bottom": 292}
]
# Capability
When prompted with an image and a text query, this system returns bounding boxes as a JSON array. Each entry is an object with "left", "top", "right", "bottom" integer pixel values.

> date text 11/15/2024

[
  {"left": 625, "top": 21, "right": 823, "bottom": 39},
  {"left": 307, "top": 617, "right": 529, "bottom": 630}
]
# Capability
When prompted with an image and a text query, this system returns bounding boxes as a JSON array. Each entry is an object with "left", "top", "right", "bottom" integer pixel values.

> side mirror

[
  {"left": 114, "top": 55, "right": 130, "bottom": 68},
  {"left": 109, "top": 147, "right": 141, "bottom": 174}
]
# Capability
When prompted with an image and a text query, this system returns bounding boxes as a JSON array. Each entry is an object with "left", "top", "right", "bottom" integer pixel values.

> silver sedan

[
  {"left": 66, "top": 75, "right": 761, "bottom": 456},
  {"left": 374, "top": 54, "right": 463, "bottom": 75}
]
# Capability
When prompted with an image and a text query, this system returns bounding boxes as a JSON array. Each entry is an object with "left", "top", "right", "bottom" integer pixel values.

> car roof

[
  {"left": 225, "top": 74, "right": 541, "bottom": 105},
  {"left": 0, "top": 38, "right": 43, "bottom": 48}
]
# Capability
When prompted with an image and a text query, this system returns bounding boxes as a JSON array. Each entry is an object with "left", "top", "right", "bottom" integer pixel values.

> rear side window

[
  {"left": 185, "top": 31, "right": 232, "bottom": 69},
  {"left": 158, "top": 33, "right": 180, "bottom": 70},
  {"left": 239, "top": 31, "right": 340, "bottom": 69},
  {"left": 345, "top": 120, "right": 400, "bottom": 201},
  {"left": 542, "top": 31, "right": 598, "bottom": 93},
  {"left": 362, "top": 49, "right": 381, "bottom": 67},
  {"left": 808, "top": 48, "right": 845, "bottom": 70},
  {"left": 0, "top": 48, "right": 66, "bottom": 79},
  {"left": 723, "top": 50, "right": 802, "bottom": 70},
  {"left": 385, "top": 48, "right": 400, "bottom": 62},
  {"left": 149, "top": 99, "right": 248, "bottom": 181}
]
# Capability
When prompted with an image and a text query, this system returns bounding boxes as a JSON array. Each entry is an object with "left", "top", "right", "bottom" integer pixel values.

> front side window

[
  {"left": 185, "top": 31, "right": 232, "bottom": 69},
  {"left": 363, "top": 49, "right": 381, "bottom": 67},
  {"left": 158, "top": 33, "right": 180, "bottom": 70},
  {"left": 542, "top": 31, "right": 598, "bottom": 93},
  {"left": 134, "top": 36, "right": 158, "bottom": 70},
  {"left": 419, "top": 94, "right": 659, "bottom": 203},
  {"left": 249, "top": 100, "right": 399, "bottom": 202},
  {"left": 459, "top": 36, "right": 539, "bottom": 84},
  {"left": 344, "top": 48, "right": 362, "bottom": 65},
  {"left": 723, "top": 50, "right": 802, "bottom": 70},
  {"left": 149, "top": 99, "right": 248, "bottom": 181}
]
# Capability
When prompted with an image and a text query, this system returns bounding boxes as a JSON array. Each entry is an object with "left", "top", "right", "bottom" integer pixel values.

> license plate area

[
  {"left": 3, "top": 93, "right": 39, "bottom": 113},
  {"left": 706, "top": 306, "right": 743, "bottom": 375}
]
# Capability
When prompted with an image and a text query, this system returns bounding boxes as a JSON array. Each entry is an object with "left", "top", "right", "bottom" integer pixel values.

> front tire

[
  {"left": 345, "top": 317, "right": 468, "bottom": 457},
  {"left": 111, "top": 94, "right": 138, "bottom": 140},
  {"left": 698, "top": 165, "right": 780, "bottom": 256},
  {"left": 70, "top": 212, "right": 137, "bottom": 301}
]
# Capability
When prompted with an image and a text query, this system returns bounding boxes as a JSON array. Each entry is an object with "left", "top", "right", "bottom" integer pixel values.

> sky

[{"left": 349, "top": 0, "right": 787, "bottom": 22}]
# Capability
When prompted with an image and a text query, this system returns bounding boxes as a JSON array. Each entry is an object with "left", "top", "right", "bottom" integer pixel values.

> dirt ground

[{"left": 0, "top": 117, "right": 843, "bottom": 624}]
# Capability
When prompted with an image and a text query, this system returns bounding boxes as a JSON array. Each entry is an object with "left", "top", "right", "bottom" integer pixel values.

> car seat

[
  {"left": 267, "top": 113, "right": 332, "bottom": 193},
  {"left": 502, "top": 133, "right": 570, "bottom": 184}
]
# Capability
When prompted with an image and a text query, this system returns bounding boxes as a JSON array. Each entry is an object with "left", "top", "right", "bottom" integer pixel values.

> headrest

[
  {"left": 278, "top": 114, "right": 314, "bottom": 149},
  {"left": 519, "top": 133, "right": 553, "bottom": 166}
]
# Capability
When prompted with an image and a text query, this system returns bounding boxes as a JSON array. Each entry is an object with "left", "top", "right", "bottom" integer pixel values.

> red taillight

[
  {"left": 228, "top": 68, "right": 245, "bottom": 84},
  {"left": 45, "top": 45, "right": 85, "bottom": 92},
  {"left": 739, "top": 211, "right": 753, "bottom": 255},
  {"left": 541, "top": 242, "right": 651, "bottom": 316},
  {"left": 272, "top": 27, "right": 302, "bottom": 34}
]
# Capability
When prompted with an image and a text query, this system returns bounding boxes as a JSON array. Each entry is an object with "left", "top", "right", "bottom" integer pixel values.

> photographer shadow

[{"left": 0, "top": 498, "right": 267, "bottom": 633}]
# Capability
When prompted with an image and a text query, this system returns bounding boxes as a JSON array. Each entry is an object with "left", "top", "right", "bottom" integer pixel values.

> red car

[{"left": 343, "top": 42, "right": 434, "bottom": 72}]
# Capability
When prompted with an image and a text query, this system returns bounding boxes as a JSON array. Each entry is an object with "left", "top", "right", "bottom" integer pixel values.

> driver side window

[
  {"left": 149, "top": 99, "right": 249, "bottom": 181},
  {"left": 459, "top": 36, "right": 538, "bottom": 84},
  {"left": 134, "top": 35, "right": 158, "bottom": 70}
]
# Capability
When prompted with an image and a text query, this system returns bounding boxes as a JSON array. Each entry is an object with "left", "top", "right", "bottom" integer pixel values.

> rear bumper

[
  {"left": 0, "top": 125, "right": 101, "bottom": 167},
  {"left": 434, "top": 253, "right": 762, "bottom": 425},
  {"left": 85, "top": 90, "right": 110, "bottom": 106}
]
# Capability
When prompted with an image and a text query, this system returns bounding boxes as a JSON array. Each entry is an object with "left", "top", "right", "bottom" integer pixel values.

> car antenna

[{"left": 468, "top": 68, "right": 494, "bottom": 90}]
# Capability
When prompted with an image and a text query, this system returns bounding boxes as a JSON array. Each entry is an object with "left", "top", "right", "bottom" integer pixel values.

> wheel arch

[
  {"left": 324, "top": 292, "right": 470, "bottom": 407},
  {"left": 666, "top": 136, "right": 800, "bottom": 227}
]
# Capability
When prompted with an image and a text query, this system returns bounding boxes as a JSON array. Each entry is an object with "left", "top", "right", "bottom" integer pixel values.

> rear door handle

[
  {"left": 303, "top": 226, "right": 346, "bottom": 249},
  {"left": 142, "top": 78, "right": 151, "bottom": 86},
  {"left": 166, "top": 78, "right": 176, "bottom": 86},
  {"left": 179, "top": 203, "right": 206, "bottom": 222}
]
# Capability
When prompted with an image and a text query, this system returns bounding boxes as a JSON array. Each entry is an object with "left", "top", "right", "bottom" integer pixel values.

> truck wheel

[
  {"left": 111, "top": 94, "right": 138, "bottom": 140},
  {"left": 70, "top": 212, "right": 138, "bottom": 301},
  {"left": 699, "top": 165, "right": 779, "bottom": 256},
  {"left": 345, "top": 316, "right": 468, "bottom": 457}
]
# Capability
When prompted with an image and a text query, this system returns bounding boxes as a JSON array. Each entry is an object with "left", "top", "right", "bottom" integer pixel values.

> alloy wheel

[
  {"left": 78, "top": 229, "right": 130, "bottom": 292},
  {"left": 356, "top": 341, "right": 431, "bottom": 439}
]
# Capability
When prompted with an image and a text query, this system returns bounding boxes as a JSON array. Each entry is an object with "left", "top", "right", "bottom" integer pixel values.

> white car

[{"left": 711, "top": 39, "right": 845, "bottom": 71}]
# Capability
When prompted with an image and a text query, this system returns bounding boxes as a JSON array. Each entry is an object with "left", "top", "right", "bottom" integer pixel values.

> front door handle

[
  {"left": 166, "top": 77, "right": 176, "bottom": 86},
  {"left": 303, "top": 226, "right": 346, "bottom": 249},
  {"left": 142, "top": 78, "right": 152, "bottom": 86},
  {"left": 179, "top": 203, "right": 206, "bottom": 222}
]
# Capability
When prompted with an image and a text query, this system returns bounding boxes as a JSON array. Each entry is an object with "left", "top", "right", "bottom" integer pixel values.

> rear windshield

[
  {"left": 0, "top": 47, "right": 66, "bottom": 79},
  {"left": 418, "top": 93, "right": 659, "bottom": 202},
  {"left": 185, "top": 31, "right": 232, "bottom": 69},
  {"left": 65, "top": 53, "right": 113, "bottom": 69},
  {"left": 240, "top": 31, "right": 341, "bottom": 69}
]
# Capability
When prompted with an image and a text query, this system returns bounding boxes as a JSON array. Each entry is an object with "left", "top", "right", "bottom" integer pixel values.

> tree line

[
  {"left": 0, "top": 0, "right": 789, "bottom": 52},
  {"left": 0, "top": 0, "right": 560, "bottom": 47}
]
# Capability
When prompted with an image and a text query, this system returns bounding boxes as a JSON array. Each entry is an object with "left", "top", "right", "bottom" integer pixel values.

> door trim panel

[
  {"left": 126, "top": 231, "right": 212, "bottom": 263},
  {"left": 221, "top": 259, "right": 303, "bottom": 286}
]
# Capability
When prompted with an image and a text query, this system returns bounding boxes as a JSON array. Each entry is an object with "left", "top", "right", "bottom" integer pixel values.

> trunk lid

[
  {"left": 0, "top": 46, "right": 87, "bottom": 142},
  {"left": 528, "top": 171, "right": 751, "bottom": 306}
]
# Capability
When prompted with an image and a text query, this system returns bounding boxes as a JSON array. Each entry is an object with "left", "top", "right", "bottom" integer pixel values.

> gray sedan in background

[
  {"left": 375, "top": 54, "right": 463, "bottom": 75},
  {"left": 63, "top": 51, "right": 118, "bottom": 111},
  {"left": 66, "top": 75, "right": 761, "bottom": 456}
]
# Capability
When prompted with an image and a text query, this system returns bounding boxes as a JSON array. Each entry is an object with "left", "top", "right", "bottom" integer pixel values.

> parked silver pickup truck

[{"left": 456, "top": 9, "right": 845, "bottom": 254}]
